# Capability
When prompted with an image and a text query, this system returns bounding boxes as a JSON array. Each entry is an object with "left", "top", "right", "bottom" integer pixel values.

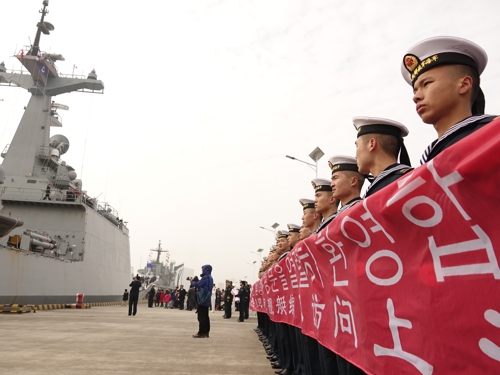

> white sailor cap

[
  {"left": 353, "top": 116, "right": 409, "bottom": 138},
  {"left": 311, "top": 178, "right": 332, "bottom": 192},
  {"left": 299, "top": 198, "right": 315, "bottom": 210},
  {"left": 287, "top": 224, "right": 301, "bottom": 233},
  {"left": 401, "top": 36, "right": 487, "bottom": 86},
  {"left": 328, "top": 155, "right": 360, "bottom": 174},
  {"left": 277, "top": 230, "right": 289, "bottom": 239}
]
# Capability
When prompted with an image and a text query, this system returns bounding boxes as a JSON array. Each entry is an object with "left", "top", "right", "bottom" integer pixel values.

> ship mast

[
  {"left": 151, "top": 240, "right": 169, "bottom": 264},
  {"left": 29, "top": 0, "right": 52, "bottom": 57},
  {"left": 0, "top": 0, "right": 104, "bottom": 180}
]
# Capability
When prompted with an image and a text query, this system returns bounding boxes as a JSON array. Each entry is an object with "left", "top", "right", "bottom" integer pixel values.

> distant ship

[{"left": 0, "top": 1, "right": 131, "bottom": 304}]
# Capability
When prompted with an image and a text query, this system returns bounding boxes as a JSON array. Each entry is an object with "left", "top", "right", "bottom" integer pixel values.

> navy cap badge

[{"left": 404, "top": 54, "right": 420, "bottom": 73}]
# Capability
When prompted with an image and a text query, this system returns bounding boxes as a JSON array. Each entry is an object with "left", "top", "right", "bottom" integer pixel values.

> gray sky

[{"left": 1, "top": 0, "right": 499, "bottom": 284}]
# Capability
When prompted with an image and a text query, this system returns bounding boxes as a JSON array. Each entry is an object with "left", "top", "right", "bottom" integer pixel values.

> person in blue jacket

[{"left": 190, "top": 264, "right": 213, "bottom": 338}]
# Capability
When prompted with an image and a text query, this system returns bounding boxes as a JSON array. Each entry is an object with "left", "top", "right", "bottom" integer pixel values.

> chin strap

[
  {"left": 399, "top": 139, "right": 412, "bottom": 167},
  {"left": 472, "top": 88, "right": 485, "bottom": 115}
]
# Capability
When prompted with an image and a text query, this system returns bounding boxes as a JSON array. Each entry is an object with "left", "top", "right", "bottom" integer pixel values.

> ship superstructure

[{"left": 0, "top": 1, "right": 131, "bottom": 304}]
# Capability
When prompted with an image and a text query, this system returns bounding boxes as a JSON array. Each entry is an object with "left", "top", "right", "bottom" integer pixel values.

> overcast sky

[{"left": 1, "top": 0, "right": 499, "bottom": 285}]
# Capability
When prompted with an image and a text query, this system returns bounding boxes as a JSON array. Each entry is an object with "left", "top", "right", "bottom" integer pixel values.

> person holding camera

[
  {"left": 128, "top": 275, "right": 141, "bottom": 316},
  {"left": 189, "top": 265, "right": 213, "bottom": 338}
]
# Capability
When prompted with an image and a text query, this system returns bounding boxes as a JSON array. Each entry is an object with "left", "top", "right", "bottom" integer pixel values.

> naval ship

[{"left": 0, "top": 1, "right": 131, "bottom": 304}]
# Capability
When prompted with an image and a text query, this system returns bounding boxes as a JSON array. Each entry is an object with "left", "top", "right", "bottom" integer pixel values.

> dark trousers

[
  {"left": 337, "top": 356, "right": 367, "bottom": 375},
  {"left": 319, "top": 343, "right": 340, "bottom": 375},
  {"left": 128, "top": 294, "right": 138, "bottom": 315},
  {"left": 302, "top": 334, "right": 322, "bottom": 375},
  {"left": 197, "top": 305, "right": 210, "bottom": 334},
  {"left": 239, "top": 301, "right": 247, "bottom": 321},
  {"left": 179, "top": 297, "right": 185, "bottom": 310},
  {"left": 225, "top": 302, "right": 232, "bottom": 318},
  {"left": 245, "top": 301, "right": 249, "bottom": 319},
  {"left": 148, "top": 298, "right": 153, "bottom": 308},
  {"left": 287, "top": 325, "right": 300, "bottom": 373},
  {"left": 277, "top": 323, "right": 293, "bottom": 371}
]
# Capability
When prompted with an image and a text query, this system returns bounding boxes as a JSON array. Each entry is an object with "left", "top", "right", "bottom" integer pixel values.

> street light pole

[
  {"left": 250, "top": 248, "right": 264, "bottom": 263},
  {"left": 286, "top": 146, "right": 325, "bottom": 177}
]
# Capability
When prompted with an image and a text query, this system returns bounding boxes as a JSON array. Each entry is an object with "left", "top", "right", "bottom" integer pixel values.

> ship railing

[
  {"left": 58, "top": 73, "right": 86, "bottom": 79},
  {"left": 0, "top": 186, "right": 84, "bottom": 204}
]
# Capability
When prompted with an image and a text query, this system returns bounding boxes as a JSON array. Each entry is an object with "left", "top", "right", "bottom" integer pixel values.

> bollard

[{"left": 76, "top": 293, "right": 84, "bottom": 306}]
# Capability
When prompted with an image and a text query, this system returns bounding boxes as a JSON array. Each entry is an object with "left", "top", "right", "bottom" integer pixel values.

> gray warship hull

[
  {"left": 0, "top": 1, "right": 132, "bottom": 305},
  {"left": 0, "top": 201, "right": 131, "bottom": 305}
]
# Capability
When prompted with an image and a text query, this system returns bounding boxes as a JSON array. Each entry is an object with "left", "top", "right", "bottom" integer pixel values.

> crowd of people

[{"left": 251, "top": 36, "right": 496, "bottom": 375}]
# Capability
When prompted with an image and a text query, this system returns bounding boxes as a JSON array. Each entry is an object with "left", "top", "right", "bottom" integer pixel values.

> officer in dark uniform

[
  {"left": 237, "top": 280, "right": 248, "bottom": 322},
  {"left": 354, "top": 117, "right": 413, "bottom": 198},
  {"left": 223, "top": 280, "right": 233, "bottom": 319},
  {"left": 244, "top": 283, "right": 250, "bottom": 320},
  {"left": 401, "top": 36, "right": 497, "bottom": 164}
]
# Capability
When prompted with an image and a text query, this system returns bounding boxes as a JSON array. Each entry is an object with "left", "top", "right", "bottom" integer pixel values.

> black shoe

[
  {"left": 267, "top": 355, "right": 278, "bottom": 361},
  {"left": 128, "top": 314, "right": 131, "bottom": 316},
  {"left": 271, "top": 363, "right": 282, "bottom": 369},
  {"left": 192, "top": 333, "right": 206, "bottom": 338},
  {"left": 276, "top": 370, "right": 290, "bottom": 375}
]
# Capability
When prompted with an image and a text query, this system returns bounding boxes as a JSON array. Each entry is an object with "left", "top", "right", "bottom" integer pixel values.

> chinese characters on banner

[{"left": 250, "top": 119, "right": 500, "bottom": 375}]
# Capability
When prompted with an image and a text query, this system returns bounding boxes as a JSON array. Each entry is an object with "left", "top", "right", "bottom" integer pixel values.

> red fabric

[
  {"left": 159, "top": 291, "right": 165, "bottom": 303},
  {"left": 251, "top": 119, "right": 500, "bottom": 375}
]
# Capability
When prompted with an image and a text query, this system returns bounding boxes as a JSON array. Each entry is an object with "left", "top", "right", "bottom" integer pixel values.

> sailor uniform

[
  {"left": 420, "top": 114, "right": 498, "bottom": 164},
  {"left": 337, "top": 197, "right": 363, "bottom": 215},
  {"left": 314, "top": 212, "right": 337, "bottom": 234},
  {"left": 364, "top": 163, "right": 412, "bottom": 198}
]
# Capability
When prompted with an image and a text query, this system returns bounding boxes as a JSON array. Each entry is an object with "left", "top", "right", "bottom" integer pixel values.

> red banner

[{"left": 251, "top": 119, "right": 500, "bottom": 375}]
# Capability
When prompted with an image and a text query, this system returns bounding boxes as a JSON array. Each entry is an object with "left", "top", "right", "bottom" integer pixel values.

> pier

[{"left": 0, "top": 306, "right": 274, "bottom": 375}]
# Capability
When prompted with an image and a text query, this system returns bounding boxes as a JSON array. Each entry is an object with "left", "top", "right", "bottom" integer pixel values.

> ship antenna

[{"left": 29, "top": 1, "right": 54, "bottom": 57}]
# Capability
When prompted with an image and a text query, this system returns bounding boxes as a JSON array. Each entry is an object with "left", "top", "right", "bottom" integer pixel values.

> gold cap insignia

[{"left": 404, "top": 54, "right": 420, "bottom": 73}]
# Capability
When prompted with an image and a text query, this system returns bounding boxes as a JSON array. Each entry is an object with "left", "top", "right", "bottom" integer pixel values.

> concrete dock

[{"left": 0, "top": 306, "right": 275, "bottom": 375}]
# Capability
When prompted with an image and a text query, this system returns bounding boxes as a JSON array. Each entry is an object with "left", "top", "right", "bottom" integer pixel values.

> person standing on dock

[
  {"left": 121, "top": 289, "right": 128, "bottom": 307},
  {"left": 178, "top": 285, "right": 187, "bottom": 310},
  {"left": 148, "top": 286, "right": 156, "bottom": 308},
  {"left": 223, "top": 280, "right": 233, "bottom": 319},
  {"left": 190, "top": 265, "right": 213, "bottom": 338},
  {"left": 128, "top": 275, "right": 141, "bottom": 316}
]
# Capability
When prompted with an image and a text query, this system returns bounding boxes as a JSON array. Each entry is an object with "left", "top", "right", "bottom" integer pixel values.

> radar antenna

[
  {"left": 30, "top": 1, "right": 54, "bottom": 57},
  {"left": 150, "top": 240, "right": 169, "bottom": 264}
]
